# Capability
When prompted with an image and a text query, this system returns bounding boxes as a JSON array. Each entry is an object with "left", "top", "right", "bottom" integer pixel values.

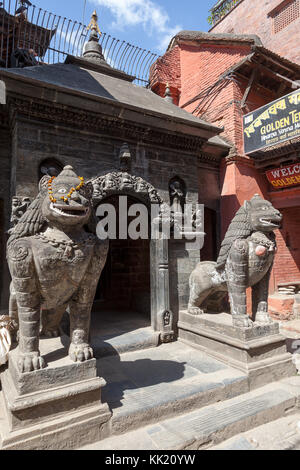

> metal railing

[
  {"left": 0, "top": 1, "right": 160, "bottom": 85},
  {"left": 208, "top": 0, "right": 243, "bottom": 26}
]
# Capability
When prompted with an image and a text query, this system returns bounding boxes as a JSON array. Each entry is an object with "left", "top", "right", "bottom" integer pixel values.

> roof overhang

[
  {"left": 222, "top": 46, "right": 300, "bottom": 88},
  {"left": 167, "top": 31, "right": 263, "bottom": 52},
  {"left": 0, "top": 64, "right": 225, "bottom": 153}
]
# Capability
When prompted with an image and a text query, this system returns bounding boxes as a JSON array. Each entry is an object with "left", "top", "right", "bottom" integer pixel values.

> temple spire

[
  {"left": 82, "top": 10, "right": 106, "bottom": 65},
  {"left": 87, "top": 10, "right": 101, "bottom": 37}
]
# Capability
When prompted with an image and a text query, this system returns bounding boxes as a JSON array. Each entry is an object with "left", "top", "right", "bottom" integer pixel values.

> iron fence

[{"left": 0, "top": 1, "right": 160, "bottom": 85}]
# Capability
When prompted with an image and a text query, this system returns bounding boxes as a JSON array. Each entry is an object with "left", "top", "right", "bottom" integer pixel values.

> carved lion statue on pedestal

[
  {"left": 188, "top": 194, "right": 282, "bottom": 328},
  {"left": 7, "top": 166, "right": 108, "bottom": 373}
]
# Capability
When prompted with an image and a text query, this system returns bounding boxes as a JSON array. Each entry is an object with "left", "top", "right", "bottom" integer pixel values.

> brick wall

[
  {"left": 150, "top": 41, "right": 275, "bottom": 237},
  {"left": 273, "top": 206, "right": 300, "bottom": 287},
  {"left": 210, "top": 0, "right": 300, "bottom": 64},
  {"left": 150, "top": 45, "right": 181, "bottom": 105},
  {"left": 150, "top": 42, "right": 261, "bottom": 154}
]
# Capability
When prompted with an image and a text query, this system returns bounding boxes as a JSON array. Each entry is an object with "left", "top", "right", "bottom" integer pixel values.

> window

[{"left": 270, "top": 0, "right": 300, "bottom": 34}]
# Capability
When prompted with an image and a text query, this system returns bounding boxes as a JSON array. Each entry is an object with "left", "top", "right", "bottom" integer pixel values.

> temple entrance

[
  {"left": 94, "top": 237, "right": 151, "bottom": 315},
  {"left": 91, "top": 194, "right": 155, "bottom": 356}
]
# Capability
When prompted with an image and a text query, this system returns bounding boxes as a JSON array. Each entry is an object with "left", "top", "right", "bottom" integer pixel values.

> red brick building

[
  {"left": 209, "top": 0, "right": 300, "bottom": 65},
  {"left": 150, "top": 28, "right": 300, "bottom": 319}
]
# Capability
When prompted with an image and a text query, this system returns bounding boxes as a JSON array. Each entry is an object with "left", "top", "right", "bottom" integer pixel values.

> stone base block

[
  {"left": 178, "top": 311, "right": 296, "bottom": 390},
  {"left": 0, "top": 336, "right": 112, "bottom": 450}
]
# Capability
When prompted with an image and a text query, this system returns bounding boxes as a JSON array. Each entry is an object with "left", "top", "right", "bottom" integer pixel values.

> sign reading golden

[
  {"left": 243, "top": 89, "right": 300, "bottom": 154},
  {"left": 266, "top": 162, "right": 300, "bottom": 190}
]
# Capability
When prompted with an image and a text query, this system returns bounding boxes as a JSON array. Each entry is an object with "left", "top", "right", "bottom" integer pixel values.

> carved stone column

[{"left": 151, "top": 234, "right": 174, "bottom": 343}]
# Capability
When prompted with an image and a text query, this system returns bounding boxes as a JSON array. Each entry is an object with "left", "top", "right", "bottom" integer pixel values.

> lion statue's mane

[{"left": 216, "top": 205, "right": 252, "bottom": 271}]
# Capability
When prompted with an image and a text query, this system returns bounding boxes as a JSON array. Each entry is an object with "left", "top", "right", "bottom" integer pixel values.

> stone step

[
  {"left": 63, "top": 310, "right": 160, "bottom": 357},
  {"left": 97, "top": 341, "right": 250, "bottom": 436},
  {"left": 80, "top": 377, "right": 300, "bottom": 450},
  {"left": 92, "top": 326, "right": 160, "bottom": 357},
  {"left": 211, "top": 409, "right": 300, "bottom": 450}
]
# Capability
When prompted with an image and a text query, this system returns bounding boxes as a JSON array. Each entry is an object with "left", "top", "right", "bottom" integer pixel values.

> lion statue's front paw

[
  {"left": 188, "top": 306, "right": 204, "bottom": 315},
  {"left": 232, "top": 315, "right": 253, "bottom": 329},
  {"left": 255, "top": 312, "right": 273, "bottom": 324},
  {"left": 69, "top": 343, "right": 94, "bottom": 362},
  {"left": 18, "top": 352, "right": 46, "bottom": 373}
]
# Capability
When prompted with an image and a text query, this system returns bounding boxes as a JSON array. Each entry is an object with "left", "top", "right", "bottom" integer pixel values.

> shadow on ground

[{"left": 96, "top": 343, "right": 186, "bottom": 410}]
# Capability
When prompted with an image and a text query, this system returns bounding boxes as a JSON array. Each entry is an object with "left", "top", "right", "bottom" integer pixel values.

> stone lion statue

[
  {"left": 188, "top": 194, "right": 282, "bottom": 328},
  {"left": 7, "top": 166, "right": 108, "bottom": 373}
]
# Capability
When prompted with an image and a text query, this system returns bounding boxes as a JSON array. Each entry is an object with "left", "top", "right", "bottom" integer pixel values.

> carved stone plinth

[
  {"left": 0, "top": 336, "right": 111, "bottom": 450},
  {"left": 178, "top": 311, "right": 296, "bottom": 390}
]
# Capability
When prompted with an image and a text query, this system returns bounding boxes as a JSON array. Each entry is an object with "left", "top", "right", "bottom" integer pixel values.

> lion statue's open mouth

[
  {"left": 259, "top": 217, "right": 281, "bottom": 229},
  {"left": 50, "top": 202, "right": 90, "bottom": 218}
]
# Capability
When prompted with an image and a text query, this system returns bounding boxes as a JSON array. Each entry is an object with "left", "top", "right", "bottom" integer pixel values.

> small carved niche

[
  {"left": 119, "top": 143, "right": 132, "bottom": 173},
  {"left": 169, "top": 176, "right": 186, "bottom": 214},
  {"left": 39, "top": 158, "right": 63, "bottom": 180}
]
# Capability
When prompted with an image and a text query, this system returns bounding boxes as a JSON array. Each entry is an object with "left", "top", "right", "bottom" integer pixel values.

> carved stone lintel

[{"left": 91, "top": 171, "right": 164, "bottom": 206}]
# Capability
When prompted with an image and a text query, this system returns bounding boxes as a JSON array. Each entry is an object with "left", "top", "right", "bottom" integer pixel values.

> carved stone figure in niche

[
  {"left": 163, "top": 311, "right": 171, "bottom": 327},
  {"left": 188, "top": 195, "right": 282, "bottom": 328},
  {"left": 9, "top": 196, "right": 32, "bottom": 233},
  {"left": 104, "top": 173, "right": 116, "bottom": 191},
  {"left": 120, "top": 172, "right": 133, "bottom": 190},
  {"left": 169, "top": 177, "right": 186, "bottom": 214},
  {"left": 136, "top": 178, "right": 148, "bottom": 195},
  {"left": 7, "top": 166, "right": 108, "bottom": 372}
]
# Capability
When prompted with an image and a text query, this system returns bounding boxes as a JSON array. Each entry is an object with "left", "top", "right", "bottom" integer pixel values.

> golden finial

[{"left": 87, "top": 10, "right": 101, "bottom": 36}]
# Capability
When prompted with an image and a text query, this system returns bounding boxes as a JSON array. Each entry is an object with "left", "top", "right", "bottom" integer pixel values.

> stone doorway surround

[{"left": 91, "top": 171, "right": 174, "bottom": 344}]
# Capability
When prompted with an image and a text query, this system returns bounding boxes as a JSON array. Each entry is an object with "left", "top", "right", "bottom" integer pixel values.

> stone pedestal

[
  {"left": 178, "top": 311, "right": 296, "bottom": 390},
  {"left": 0, "top": 336, "right": 111, "bottom": 450}
]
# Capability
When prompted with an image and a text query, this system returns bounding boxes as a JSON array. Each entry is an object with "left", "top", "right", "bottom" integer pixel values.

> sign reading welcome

[
  {"left": 243, "top": 89, "right": 300, "bottom": 154},
  {"left": 266, "top": 162, "right": 300, "bottom": 189}
]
